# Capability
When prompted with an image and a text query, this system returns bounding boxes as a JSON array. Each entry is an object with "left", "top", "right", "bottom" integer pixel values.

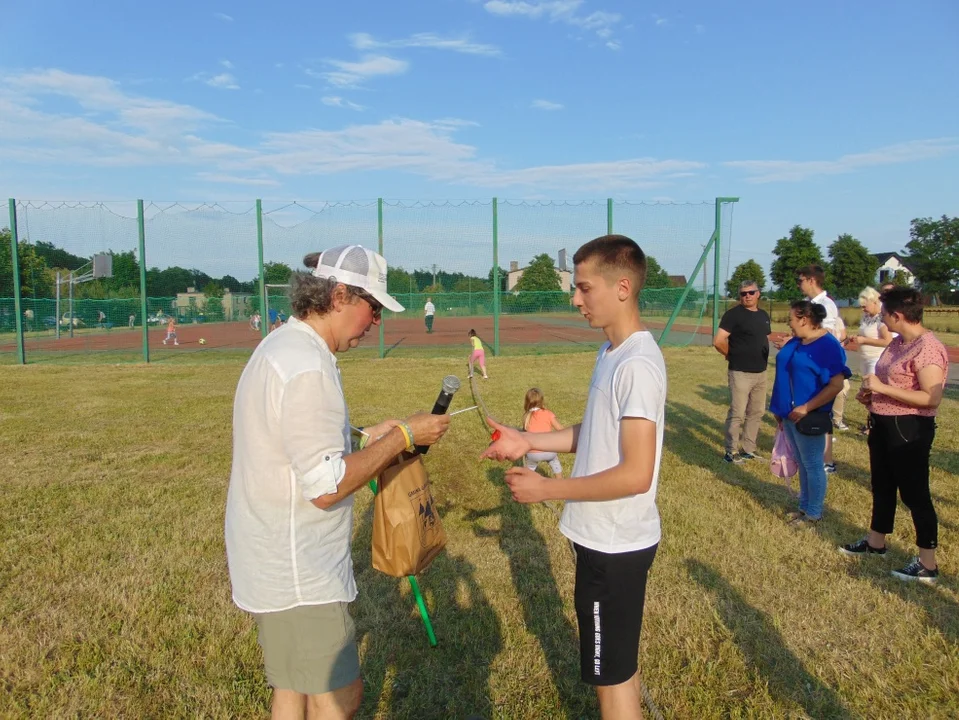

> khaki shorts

[{"left": 253, "top": 602, "right": 360, "bottom": 695}]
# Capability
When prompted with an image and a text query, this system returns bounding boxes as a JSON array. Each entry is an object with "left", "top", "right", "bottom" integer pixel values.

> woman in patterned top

[
  {"left": 841, "top": 288, "right": 949, "bottom": 583},
  {"left": 854, "top": 286, "right": 893, "bottom": 377}
]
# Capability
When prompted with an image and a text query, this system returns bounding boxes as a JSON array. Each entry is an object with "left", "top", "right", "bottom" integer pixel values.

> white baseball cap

[{"left": 311, "top": 245, "right": 405, "bottom": 313}]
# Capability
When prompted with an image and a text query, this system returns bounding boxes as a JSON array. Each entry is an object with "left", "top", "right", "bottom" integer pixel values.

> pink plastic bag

[{"left": 770, "top": 425, "right": 799, "bottom": 491}]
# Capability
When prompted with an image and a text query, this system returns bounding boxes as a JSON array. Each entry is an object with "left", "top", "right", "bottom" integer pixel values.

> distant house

[
  {"left": 506, "top": 250, "right": 572, "bottom": 292},
  {"left": 873, "top": 252, "right": 916, "bottom": 287},
  {"left": 668, "top": 275, "right": 688, "bottom": 288},
  {"left": 174, "top": 287, "right": 253, "bottom": 320}
]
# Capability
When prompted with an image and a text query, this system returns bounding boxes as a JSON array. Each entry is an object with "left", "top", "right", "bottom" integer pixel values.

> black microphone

[{"left": 414, "top": 374, "right": 461, "bottom": 455}]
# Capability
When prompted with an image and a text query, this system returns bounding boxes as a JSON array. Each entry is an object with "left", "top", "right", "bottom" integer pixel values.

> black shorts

[{"left": 574, "top": 542, "right": 658, "bottom": 686}]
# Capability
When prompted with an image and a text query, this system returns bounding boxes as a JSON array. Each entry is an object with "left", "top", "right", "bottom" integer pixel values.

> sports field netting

[{"left": 2, "top": 197, "right": 736, "bottom": 364}]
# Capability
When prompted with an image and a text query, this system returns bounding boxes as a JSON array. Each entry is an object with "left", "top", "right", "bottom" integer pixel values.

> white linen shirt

[
  {"left": 424, "top": 302, "right": 436, "bottom": 316},
  {"left": 225, "top": 316, "right": 357, "bottom": 613}
]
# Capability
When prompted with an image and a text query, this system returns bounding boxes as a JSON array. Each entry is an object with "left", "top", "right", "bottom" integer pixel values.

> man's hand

[
  {"left": 363, "top": 419, "right": 401, "bottom": 445},
  {"left": 787, "top": 403, "right": 809, "bottom": 422},
  {"left": 504, "top": 466, "right": 550, "bottom": 503},
  {"left": 405, "top": 412, "right": 451, "bottom": 447},
  {"left": 480, "top": 418, "right": 530, "bottom": 461}
]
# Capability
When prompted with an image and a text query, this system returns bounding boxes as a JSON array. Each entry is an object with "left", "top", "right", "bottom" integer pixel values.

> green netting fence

[{"left": 1, "top": 197, "right": 738, "bottom": 364}]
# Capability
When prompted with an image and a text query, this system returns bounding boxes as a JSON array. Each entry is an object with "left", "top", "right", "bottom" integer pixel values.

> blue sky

[{"left": 1, "top": 0, "right": 957, "bottom": 282}]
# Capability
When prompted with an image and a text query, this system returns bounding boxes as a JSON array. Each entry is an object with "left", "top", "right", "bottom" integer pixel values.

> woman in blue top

[{"left": 770, "top": 300, "right": 851, "bottom": 526}]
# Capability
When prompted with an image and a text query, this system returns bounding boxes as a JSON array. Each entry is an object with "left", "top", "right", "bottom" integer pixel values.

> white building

[
  {"left": 873, "top": 252, "right": 916, "bottom": 287},
  {"left": 506, "top": 250, "right": 572, "bottom": 292}
]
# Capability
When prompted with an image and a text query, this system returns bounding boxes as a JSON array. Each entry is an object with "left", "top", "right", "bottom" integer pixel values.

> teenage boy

[{"left": 482, "top": 234, "right": 665, "bottom": 720}]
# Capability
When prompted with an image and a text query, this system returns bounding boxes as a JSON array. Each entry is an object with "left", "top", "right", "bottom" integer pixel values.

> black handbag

[{"left": 795, "top": 410, "right": 832, "bottom": 436}]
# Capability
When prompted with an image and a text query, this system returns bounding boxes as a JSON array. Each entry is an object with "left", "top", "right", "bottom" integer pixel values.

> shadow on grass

[
  {"left": 667, "top": 399, "right": 959, "bottom": 645},
  {"left": 351, "top": 499, "right": 502, "bottom": 720},
  {"left": 463, "top": 468, "right": 596, "bottom": 719},
  {"left": 687, "top": 559, "right": 858, "bottom": 720},
  {"left": 382, "top": 337, "right": 407, "bottom": 358}
]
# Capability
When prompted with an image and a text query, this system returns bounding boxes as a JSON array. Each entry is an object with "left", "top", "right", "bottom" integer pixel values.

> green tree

[
  {"left": 827, "top": 234, "right": 879, "bottom": 301},
  {"left": 487, "top": 266, "right": 508, "bottom": 292},
  {"left": 725, "top": 259, "right": 767, "bottom": 297},
  {"left": 903, "top": 215, "right": 959, "bottom": 296},
  {"left": 202, "top": 281, "right": 224, "bottom": 298},
  {"left": 263, "top": 262, "right": 293, "bottom": 286},
  {"left": 515, "top": 253, "right": 561, "bottom": 292},
  {"left": 387, "top": 266, "right": 415, "bottom": 294},
  {"left": 32, "top": 241, "right": 88, "bottom": 271},
  {"left": 106, "top": 250, "right": 141, "bottom": 293},
  {"left": 205, "top": 296, "right": 224, "bottom": 320},
  {"left": 644, "top": 256, "right": 671, "bottom": 289},
  {"left": 770, "top": 225, "right": 824, "bottom": 295},
  {"left": 0, "top": 233, "right": 54, "bottom": 298}
]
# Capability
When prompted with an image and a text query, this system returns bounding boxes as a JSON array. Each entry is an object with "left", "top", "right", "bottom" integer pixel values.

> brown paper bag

[{"left": 372, "top": 452, "right": 447, "bottom": 577}]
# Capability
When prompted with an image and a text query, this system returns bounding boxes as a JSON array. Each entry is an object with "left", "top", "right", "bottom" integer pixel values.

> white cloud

[
  {"left": 725, "top": 139, "right": 959, "bottom": 183},
  {"left": 312, "top": 55, "right": 409, "bottom": 88},
  {"left": 653, "top": 14, "right": 668, "bottom": 26},
  {"left": 0, "top": 68, "right": 703, "bottom": 193},
  {"left": 205, "top": 73, "right": 240, "bottom": 90},
  {"left": 321, "top": 96, "right": 366, "bottom": 111},
  {"left": 605, "top": 40, "right": 621, "bottom": 50},
  {"left": 483, "top": 1, "right": 621, "bottom": 45},
  {"left": 195, "top": 172, "right": 279, "bottom": 186},
  {"left": 349, "top": 32, "right": 501, "bottom": 57},
  {"left": 531, "top": 99, "right": 563, "bottom": 111},
  {"left": 214, "top": 12, "right": 233, "bottom": 22},
  {"left": 220, "top": 59, "right": 235, "bottom": 69}
]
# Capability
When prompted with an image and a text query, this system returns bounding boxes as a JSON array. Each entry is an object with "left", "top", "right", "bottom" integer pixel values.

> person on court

[
  {"left": 424, "top": 296, "right": 436, "bottom": 333},
  {"left": 163, "top": 315, "right": 178, "bottom": 346},
  {"left": 467, "top": 329, "right": 489, "bottom": 379},
  {"left": 482, "top": 234, "right": 666, "bottom": 720},
  {"left": 225, "top": 245, "right": 449, "bottom": 720}
]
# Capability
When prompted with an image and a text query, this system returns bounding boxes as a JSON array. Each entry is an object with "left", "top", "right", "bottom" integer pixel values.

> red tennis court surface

[{"left": 7, "top": 317, "right": 956, "bottom": 362}]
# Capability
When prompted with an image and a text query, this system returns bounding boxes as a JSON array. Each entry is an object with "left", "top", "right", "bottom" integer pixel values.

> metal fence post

[
  {"left": 137, "top": 200, "right": 150, "bottom": 363},
  {"left": 8, "top": 199, "right": 25, "bottom": 364},
  {"left": 607, "top": 197, "right": 613, "bottom": 235},
  {"left": 492, "top": 198, "right": 500, "bottom": 356},
  {"left": 378, "top": 198, "right": 385, "bottom": 359},
  {"left": 256, "top": 199, "right": 267, "bottom": 340}
]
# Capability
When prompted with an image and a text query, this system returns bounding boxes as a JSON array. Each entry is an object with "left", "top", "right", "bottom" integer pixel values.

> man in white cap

[{"left": 225, "top": 245, "right": 450, "bottom": 719}]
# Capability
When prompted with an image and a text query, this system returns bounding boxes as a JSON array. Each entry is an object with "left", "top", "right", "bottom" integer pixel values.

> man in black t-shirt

[{"left": 713, "top": 280, "right": 771, "bottom": 463}]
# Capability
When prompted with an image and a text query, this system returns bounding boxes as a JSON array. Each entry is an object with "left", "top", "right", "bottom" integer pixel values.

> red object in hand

[{"left": 491, "top": 429, "right": 501, "bottom": 441}]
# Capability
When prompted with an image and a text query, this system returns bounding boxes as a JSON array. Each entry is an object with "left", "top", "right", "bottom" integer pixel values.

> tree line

[{"left": 725, "top": 216, "right": 958, "bottom": 302}]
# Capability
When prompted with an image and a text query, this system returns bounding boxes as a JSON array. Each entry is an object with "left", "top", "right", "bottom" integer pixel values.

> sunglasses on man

[
  {"left": 355, "top": 290, "right": 383, "bottom": 320},
  {"left": 739, "top": 289, "right": 758, "bottom": 297}
]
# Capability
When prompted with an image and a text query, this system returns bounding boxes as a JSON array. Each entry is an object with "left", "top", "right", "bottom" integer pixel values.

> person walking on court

[
  {"left": 163, "top": 315, "right": 178, "bottom": 346},
  {"left": 482, "top": 234, "right": 666, "bottom": 720},
  {"left": 225, "top": 245, "right": 450, "bottom": 719},
  {"left": 713, "top": 280, "right": 771, "bottom": 464},
  {"left": 424, "top": 297, "right": 436, "bottom": 333},
  {"left": 467, "top": 329, "right": 489, "bottom": 379},
  {"left": 128, "top": 313, "right": 135, "bottom": 329}
]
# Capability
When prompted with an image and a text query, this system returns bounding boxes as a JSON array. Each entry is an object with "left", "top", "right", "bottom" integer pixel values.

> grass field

[{"left": 1, "top": 348, "right": 957, "bottom": 718}]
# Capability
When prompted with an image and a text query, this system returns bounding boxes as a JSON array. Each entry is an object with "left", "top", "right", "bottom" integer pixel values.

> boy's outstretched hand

[
  {"left": 479, "top": 419, "right": 530, "bottom": 462},
  {"left": 504, "top": 466, "right": 550, "bottom": 504}
]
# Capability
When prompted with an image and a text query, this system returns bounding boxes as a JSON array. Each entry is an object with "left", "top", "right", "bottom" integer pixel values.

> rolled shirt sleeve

[{"left": 279, "top": 369, "right": 349, "bottom": 501}]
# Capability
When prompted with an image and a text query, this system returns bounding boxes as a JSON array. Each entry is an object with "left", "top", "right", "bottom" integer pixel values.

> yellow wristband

[{"left": 397, "top": 423, "right": 413, "bottom": 450}]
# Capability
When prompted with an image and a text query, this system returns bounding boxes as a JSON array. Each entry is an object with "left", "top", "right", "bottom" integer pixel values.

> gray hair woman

[{"left": 855, "top": 286, "right": 892, "bottom": 377}]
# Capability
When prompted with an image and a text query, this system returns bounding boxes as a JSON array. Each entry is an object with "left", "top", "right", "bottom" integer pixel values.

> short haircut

[
  {"left": 572, "top": 234, "right": 647, "bottom": 294},
  {"left": 858, "top": 286, "right": 881, "bottom": 305},
  {"left": 797, "top": 265, "right": 825, "bottom": 288},
  {"left": 880, "top": 287, "right": 924, "bottom": 324},
  {"left": 790, "top": 299, "right": 827, "bottom": 327},
  {"left": 739, "top": 280, "right": 759, "bottom": 291}
]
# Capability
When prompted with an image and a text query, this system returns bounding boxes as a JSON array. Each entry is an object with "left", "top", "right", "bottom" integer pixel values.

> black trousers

[
  {"left": 868, "top": 413, "right": 938, "bottom": 549},
  {"left": 425, "top": 315, "right": 434, "bottom": 332}
]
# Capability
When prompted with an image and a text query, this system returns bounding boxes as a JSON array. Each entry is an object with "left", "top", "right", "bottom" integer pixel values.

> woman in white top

[{"left": 855, "top": 287, "right": 893, "bottom": 377}]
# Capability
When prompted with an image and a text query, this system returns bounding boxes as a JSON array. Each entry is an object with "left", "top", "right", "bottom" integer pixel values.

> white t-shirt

[
  {"left": 424, "top": 302, "right": 436, "bottom": 316},
  {"left": 810, "top": 291, "right": 839, "bottom": 335},
  {"left": 559, "top": 331, "right": 666, "bottom": 553},
  {"left": 225, "top": 316, "right": 356, "bottom": 613}
]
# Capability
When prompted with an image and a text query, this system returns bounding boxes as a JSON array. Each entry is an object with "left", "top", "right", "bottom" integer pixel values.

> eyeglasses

[
  {"left": 355, "top": 290, "right": 383, "bottom": 320},
  {"left": 739, "top": 290, "right": 758, "bottom": 297}
]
